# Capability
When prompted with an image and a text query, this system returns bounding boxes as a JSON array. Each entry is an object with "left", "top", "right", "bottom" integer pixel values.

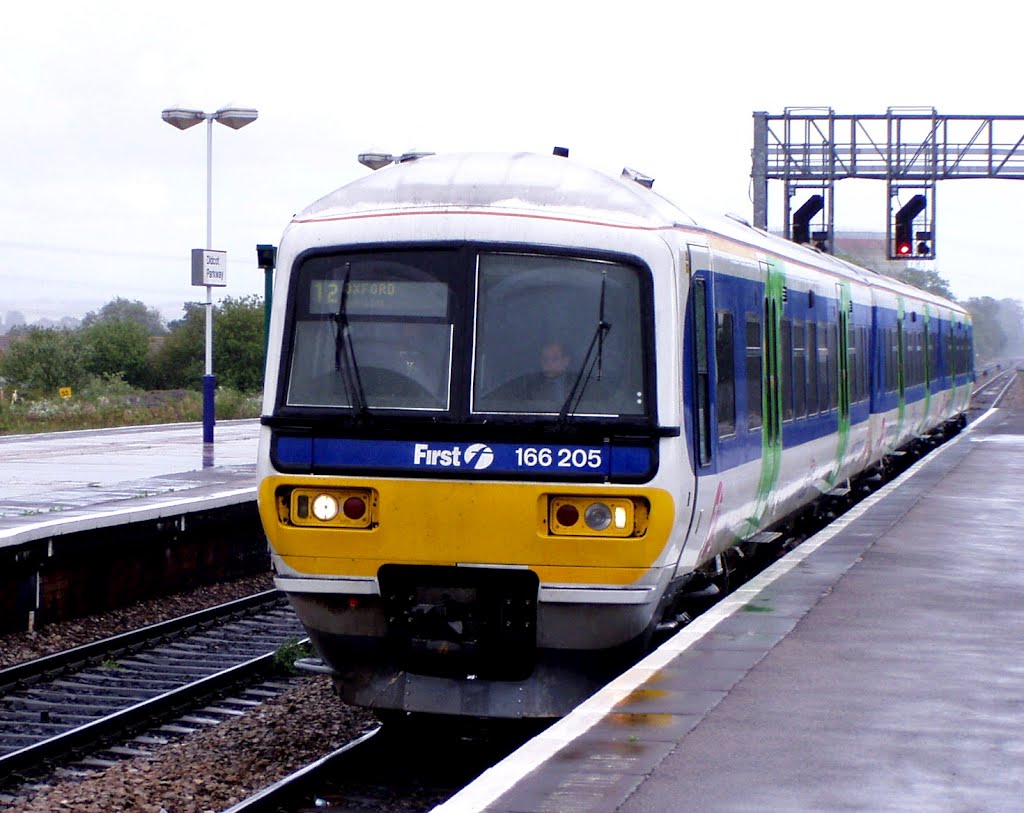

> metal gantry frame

[{"left": 752, "top": 108, "right": 1024, "bottom": 259}]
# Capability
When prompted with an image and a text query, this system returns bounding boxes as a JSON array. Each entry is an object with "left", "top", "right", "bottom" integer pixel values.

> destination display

[{"left": 308, "top": 279, "right": 448, "bottom": 318}]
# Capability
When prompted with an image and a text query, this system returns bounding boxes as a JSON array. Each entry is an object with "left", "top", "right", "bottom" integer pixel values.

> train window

[
  {"left": 924, "top": 321, "right": 931, "bottom": 385},
  {"left": 781, "top": 318, "right": 794, "bottom": 422},
  {"left": 471, "top": 254, "right": 645, "bottom": 416},
  {"left": 806, "top": 321, "right": 818, "bottom": 415},
  {"left": 745, "top": 314, "right": 762, "bottom": 430},
  {"left": 859, "top": 327, "right": 870, "bottom": 400},
  {"left": 826, "top": 323, "right": 838, "bottom": 410},
  {"left": 896, "top": 320, "right": 905, "bottom": 396},
  {"left": 848, "top": 325, "right": 866, "bottom": 404},
  {"left": 946, "top": 327, "right": 955, "bottom": 378},
  {"left": 914, "top": 331, "right": 923, "bottom": 386},
  {"left": 793, "top": 321, "right": 807, "bottom": 418},
  {"left": 284, "top": 251, "right": 455, "bottom": 410},
  {"left": 886, "top": 328, "right": 897, "bottom": 393},
  {"left": 848, "top": 326, "right": 859, "bottom": 404},
  {"left": 818, "top": 321, "right": 830, "bottom": 411},
  {"left": 716, "top": 310, "right": 736, "bottom": 438},
  {"left": 692, "top": 279, "right": 712, "bottom": 466},
  {"left": 911, "top": 331, "right": 916, "bottom": 387}
]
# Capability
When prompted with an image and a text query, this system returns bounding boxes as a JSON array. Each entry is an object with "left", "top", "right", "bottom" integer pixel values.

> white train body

[{"left": 256, "top": 152, "right": 972, "bottom": 718}]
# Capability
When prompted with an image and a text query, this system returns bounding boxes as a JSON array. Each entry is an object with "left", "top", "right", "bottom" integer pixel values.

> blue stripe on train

[{"left": 273, "top": 436, "right": 654, "bottom": 479}]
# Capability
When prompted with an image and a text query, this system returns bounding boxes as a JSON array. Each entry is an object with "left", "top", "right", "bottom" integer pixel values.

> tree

[
  {"left": 0, "top": 327, "right": 88, "bottom": 395},
  {"left": 82, "top": 297, "right": 167, "bottom": 336},
  {"left": 964, "top": 296, "right": 1024, "bottom": 363},
  {"left": 879, "top": 265, "right": 955, "bottom": 300},
  {"left": 214, "top": 295, "right": 266, "bottom": 392},
  {"left": 82, "top": 319, "right": 151, "bottom": 388},
  {"left": 997, "top": 298, "right": 1024, "bottom": 357},
  {"left": 1, "top": 310, "right": 26, "bottom": 336},
  {"left": 151, "top": 296, "right": 265, "bottom": 392},
  {"left": 150, "top": 303, "right": 205, "bottom": 389}
]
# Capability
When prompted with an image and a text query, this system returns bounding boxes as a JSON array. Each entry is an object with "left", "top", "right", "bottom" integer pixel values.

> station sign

[{"left": 191, "top": 249, "right": 228, "bottom": 287}]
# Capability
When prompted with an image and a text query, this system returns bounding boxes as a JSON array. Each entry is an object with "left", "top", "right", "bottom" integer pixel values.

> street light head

[
  {"left": 358, "top": 152, "right": 395, "bottom": 171},
  {"left": 161, "top": 108, "right": 205, "bottom": 130},
  {"left": 214, "top": 106, "right": 258, "bottom": 130}
]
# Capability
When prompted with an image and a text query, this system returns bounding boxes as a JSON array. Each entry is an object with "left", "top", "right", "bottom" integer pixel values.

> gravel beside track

[
  {"left": 7, "top": 676, "right": 377, "bottom": 812},
  {"left": 2, "top": 574, "right": 380, "bottom": 811},
  {"left": 999, "top": 370, "right": 1024, "bottom": 409},
  {"left": 0, "top": 574, "right": 275, "bottom": 669}
]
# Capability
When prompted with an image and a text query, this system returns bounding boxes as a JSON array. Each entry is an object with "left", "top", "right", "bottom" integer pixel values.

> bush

[
  {"left": 82, "top": 319, "right": 151, "bottom": 389},
  {"left": 0, "top": 327, "right": 88, "bottom": 397},
  {"left": 150, "top": 296, "right": 266, "bottom": 393}
]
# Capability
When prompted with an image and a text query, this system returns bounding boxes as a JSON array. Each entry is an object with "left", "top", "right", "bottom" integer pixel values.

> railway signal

[
  {"left": 792, "top": 195, "right": 825, "bottom": 247},
  {"left": 893, "top": 194, "right": 928, "bottom": 259}
]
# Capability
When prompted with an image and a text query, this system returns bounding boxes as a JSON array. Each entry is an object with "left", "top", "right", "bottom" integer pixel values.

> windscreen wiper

[
  {"left": 558, "top": 271, "right": 611, "bottom": 422},
  {"left": 332, "top": 263, "right": 369, "bottom": 415}
]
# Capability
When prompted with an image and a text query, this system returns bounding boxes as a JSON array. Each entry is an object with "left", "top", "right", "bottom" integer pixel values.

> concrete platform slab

[{"left": 0, "top": 420, "right": 258, "bottom": 547}]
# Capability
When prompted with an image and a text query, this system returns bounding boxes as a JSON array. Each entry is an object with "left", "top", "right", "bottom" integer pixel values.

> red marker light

[
  {"left": 555, "top": 503, "right": 580, "bottom": 527},
  {"left": 343, "top": 496, "right": 367, "bottom": 520}
]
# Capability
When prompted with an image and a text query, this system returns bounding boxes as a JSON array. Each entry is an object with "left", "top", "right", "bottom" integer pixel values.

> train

[{"left": 256, "top": 150, "right": 973, "bottom": 719}]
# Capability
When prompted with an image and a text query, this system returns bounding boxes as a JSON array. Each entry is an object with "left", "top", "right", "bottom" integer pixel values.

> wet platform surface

[
  {"left": 438, "top": 398, "right": 1024, "bottom": 812},
  {"left": 0, "top": 420, "right": 258, "bottom": 546}
]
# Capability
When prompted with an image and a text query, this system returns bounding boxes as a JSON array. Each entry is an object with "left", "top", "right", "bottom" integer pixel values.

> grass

[
  {"left": 271, "top": 638, "right": 312, "bottom": 675},
  {"left": 0, "top": 384, "right": 261, "bottom": 435}
]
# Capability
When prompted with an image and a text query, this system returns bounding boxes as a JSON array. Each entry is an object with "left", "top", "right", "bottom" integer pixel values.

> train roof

[
  {"left": 296, "top": 151, "right": 695, "bottom": 229},
  {"left": 294, "top": 151, "right": 967, "bottom": 317}
]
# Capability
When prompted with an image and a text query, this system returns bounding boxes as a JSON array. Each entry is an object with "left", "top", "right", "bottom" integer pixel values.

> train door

[
  {"left": 922, "top": 305, "right": 933, "bottom": 425},
  {"left": 828, "top": 282, "right": 852, "bottom": 484},
  {"left": 746, "top": 260, "right": 784, "bottom": 534},
  {"left": 676, "top": 244, "right": 715, "bottom": 572},
  {"left": 896, "top": 298, "right": 907, "bottom": 431},
  {"left": 835, "top": 283, "right": 851, "bottom": 424}
]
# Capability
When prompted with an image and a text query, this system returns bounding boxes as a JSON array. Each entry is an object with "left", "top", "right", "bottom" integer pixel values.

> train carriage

[{"left": 257, "top": 151, "right": 972, "bottom": 719}]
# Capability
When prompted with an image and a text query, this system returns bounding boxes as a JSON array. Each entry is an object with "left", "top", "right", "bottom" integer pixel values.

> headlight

[
  {"left": 312, "top": 494, "right": 339, "bottom": 521},
  {"left": 584, "top": 502, "right": 612, "bottom": 531}
]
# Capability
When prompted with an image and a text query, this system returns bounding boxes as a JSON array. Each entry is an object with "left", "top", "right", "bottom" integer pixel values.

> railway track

[
  {"left": 222, "top": 718, "right": 547, "bottom": 813},
  {"left": 0, "top": 589, "right": 306, "bottom": 788}
]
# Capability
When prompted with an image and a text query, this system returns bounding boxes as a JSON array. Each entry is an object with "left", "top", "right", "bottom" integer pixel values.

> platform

[
  {"left": 437, "top": 393, "right": 1024, "bottom": 812},
  {"left": 0, "top": 420, "right": 258, "bottom": 548}
]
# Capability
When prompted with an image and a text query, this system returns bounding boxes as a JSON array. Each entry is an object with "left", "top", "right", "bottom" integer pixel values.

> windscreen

[
  {"left": 471, "top": 254, "right": 646, "bottom": 416},
  {"left": 285, "top": 251, "right": 454, "bottom": 410}
]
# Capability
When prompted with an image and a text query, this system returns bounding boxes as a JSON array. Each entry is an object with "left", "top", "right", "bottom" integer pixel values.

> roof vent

[
  {"left": 396, "top": 151, "right": 434, "bottom": 163},
  {"left": 553, "top": 146, "right": 569, "bottom": 157},
  {"left": 357, "top": 151, "right": 434, "bottom": 170},
  {"left": 621, "top": 167, "right": 654, "bottom": 188}
]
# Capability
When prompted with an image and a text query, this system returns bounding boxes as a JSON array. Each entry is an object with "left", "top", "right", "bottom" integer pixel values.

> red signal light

[
  {"left": 343, "top": 496, "right": 367, "bottom": 520},
  {"left": 897, "top": 241, "right": 911, "bottom": 256},
  {"left": 555, "top": 503, "right": 580, "bottom": 527}
]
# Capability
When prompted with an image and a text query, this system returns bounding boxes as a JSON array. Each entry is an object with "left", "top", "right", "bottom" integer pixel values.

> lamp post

[{"left": 162, "top": 105, "right": 258, "bottom": 444}]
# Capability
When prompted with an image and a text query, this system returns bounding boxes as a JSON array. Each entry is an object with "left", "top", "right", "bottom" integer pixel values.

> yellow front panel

[{"left": 259, "top": 476, "right": 675, "bottom": 586}]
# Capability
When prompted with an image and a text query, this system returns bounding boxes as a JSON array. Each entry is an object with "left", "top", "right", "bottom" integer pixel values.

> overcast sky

[{"left": 3, "top": 1, "right": 1022, "bottom": 325}]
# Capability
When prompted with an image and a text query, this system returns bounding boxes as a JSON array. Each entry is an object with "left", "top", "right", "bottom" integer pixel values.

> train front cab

[{"left": 258, "top": 235, "right": 691, "bottom": 718}]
